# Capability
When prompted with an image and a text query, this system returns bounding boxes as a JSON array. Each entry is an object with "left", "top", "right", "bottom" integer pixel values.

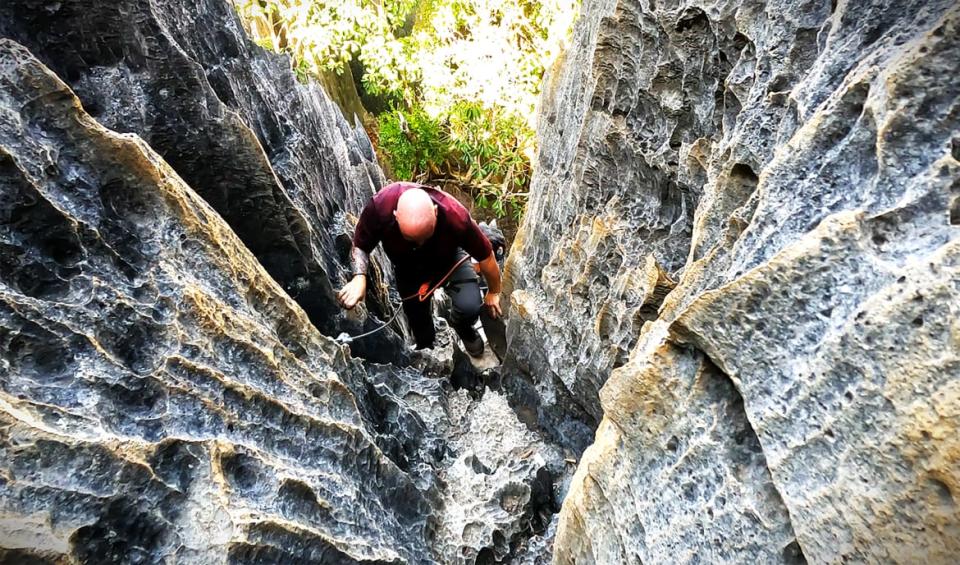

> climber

[{"left": 336, "top": 182, "right": 504, "bottom": 357}]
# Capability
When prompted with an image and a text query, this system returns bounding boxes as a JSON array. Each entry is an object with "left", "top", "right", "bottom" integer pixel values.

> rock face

[
  {"left": 0, "top": 9, "right": 561, "bottom": 565},
  {"left": 3, "top": 0, "right": 958, "bottom": 561},
  {"left": 502, "top": 0, "right": 960, "bottom": 562},
  {"left": 0, "top": 40, "right": 431, "bottom": 562},
  {"left": 0, "top": 0, "right": 405, "bottom": 363}
]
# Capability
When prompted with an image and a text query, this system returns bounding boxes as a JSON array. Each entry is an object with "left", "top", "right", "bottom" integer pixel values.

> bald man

[{"left": 337, "top": 182, "right": 502, "bottom": 356}]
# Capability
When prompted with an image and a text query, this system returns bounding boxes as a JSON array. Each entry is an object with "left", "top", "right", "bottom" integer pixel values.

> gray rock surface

[
  {"left": 0, "top": 33, "right": 560, "bottom": 565},
  {"left": 435, "top": 390, "right": 562, "bottom": 563},
  {"left": 0, "top": 0, "right": 405, "bottom": 363},
  {"left": 4, "top": 0, "right": 956, "bottom": 560},
  {"left": 500, "top": 0, "right": 960, "bottom": 562},
  {"left": 0, "top": 40, "right": 430, "bottom": 562},
  {"left": 556, "top": 330, "right": 801, "bottom": 563},
  {"left": 501, "top": 0, "right": 697, "bottom": 453}
]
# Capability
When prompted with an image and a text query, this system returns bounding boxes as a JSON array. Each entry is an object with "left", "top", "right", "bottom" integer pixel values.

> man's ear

[
  {"left": 393, "top": 209, "right": 398, "bottom": 218},
  {"left": 433, "top": 204, "right": 438, "bottom": 216}
]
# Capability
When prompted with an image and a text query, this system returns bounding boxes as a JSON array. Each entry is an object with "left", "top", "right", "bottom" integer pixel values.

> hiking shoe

[{"left": 462, "top": 332, "right": 485, "bottom": 358}]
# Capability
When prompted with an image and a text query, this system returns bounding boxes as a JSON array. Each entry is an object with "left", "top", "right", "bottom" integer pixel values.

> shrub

[
  {"left": 233, "top": 0, "right": 579, "bottom": 219},
  {"left": 376, "top": 107, "right": 450, "bottom": 180}
]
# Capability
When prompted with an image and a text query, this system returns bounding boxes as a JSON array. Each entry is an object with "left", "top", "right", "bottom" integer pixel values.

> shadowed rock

[
  {"left": 0, "top": 38, "right": 567, "bottom": 563},
  {"left": 0, "top": 0, "right": 405, "bottom": 363},
  {"left": 0, "top": 39, "right": 431, "bottom": 563}
]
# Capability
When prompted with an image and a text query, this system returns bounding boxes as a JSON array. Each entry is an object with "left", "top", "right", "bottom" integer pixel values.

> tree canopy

[{"left": 234, "top": 0, "right": 579, "bottom": 219}]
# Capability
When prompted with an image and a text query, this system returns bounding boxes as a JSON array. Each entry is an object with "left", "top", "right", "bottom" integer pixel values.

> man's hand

[
  {"left": 339, "top": 247, "right": 371, "bottom": 309},
  {"left": 484, "top": 291, "right": 502, "bottom": 319},
  {"left": 337, "top": 275, "right": 367, "bottom": 309},
  {"left": 477, "top": 253, "right": 503, "bottom": 319}
]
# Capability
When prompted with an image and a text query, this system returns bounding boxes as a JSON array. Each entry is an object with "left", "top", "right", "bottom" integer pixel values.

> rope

[{"left": 337, "top": 254, "right": 474, "bottom": 344}]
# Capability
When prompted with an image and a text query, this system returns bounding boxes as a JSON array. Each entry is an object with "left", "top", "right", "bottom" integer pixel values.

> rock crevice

[
  {"left": 0, "top": 0, "right": 404, "bottom": 363},
  {"left": 2, "top": 0, "right": 959, "bottom": 562},
  {"left": 0, "top": 6, "right": 563, "bottom": 561}
]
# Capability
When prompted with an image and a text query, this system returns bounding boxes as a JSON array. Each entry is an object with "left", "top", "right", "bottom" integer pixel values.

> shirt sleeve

[{"left": 352, "top": 196, "right": 382, "bottom": 253}]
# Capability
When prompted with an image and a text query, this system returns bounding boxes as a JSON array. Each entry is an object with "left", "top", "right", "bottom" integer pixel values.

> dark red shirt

[{"left": 353, "top": 182, "right": 493, "bottom": 284}]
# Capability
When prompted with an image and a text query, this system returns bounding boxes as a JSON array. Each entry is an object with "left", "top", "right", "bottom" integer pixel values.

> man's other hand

[
  {"left": 484, "top": 291, "right": 502, "bottom": 319},
  {"left": 337, "top": 275, "right": 367, "bottom": 309}
]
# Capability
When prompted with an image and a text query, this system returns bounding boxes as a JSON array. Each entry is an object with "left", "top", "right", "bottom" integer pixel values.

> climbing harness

[{"left": 335, "top": 253, "right": 473, "bottom": 344}]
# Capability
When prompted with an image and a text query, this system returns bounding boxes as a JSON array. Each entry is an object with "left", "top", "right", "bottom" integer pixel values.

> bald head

[{"left": 394, "top": 188, "right": 437, "bottom": 245}]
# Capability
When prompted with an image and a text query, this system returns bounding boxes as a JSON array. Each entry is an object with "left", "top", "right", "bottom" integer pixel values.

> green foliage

[
  {"left": 233, "top": 0, "right": 418, "bottom": 77},
  {"left": 445, "top": 101, "right": 530, "bottom": 218},
  {"left": 375, "top": 101, "right": 530, "bottom": 219},
  {"left": 446, "top": 101, "right": 528, "bottom": 187},
  {"left": 376, "top": 107, "right": 449, "bottom": 180},
  {"left": 233, "top": 0, "right": 579, "bottom": 219}
]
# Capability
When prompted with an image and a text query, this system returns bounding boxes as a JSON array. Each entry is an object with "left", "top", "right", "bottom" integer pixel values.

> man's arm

[
  {"left": 477, "top": 253, "right": 503, "bottom": 319},
  {"left": 337, "top": 247, "right": 369, "bottom": 309},
  {"left": 338, "top": 193, "right": 380, "bottom": 310},
  {"left": 457, "top": 212, "right": 502, "bottom": 318},
  {"left": 350, "top": 246, "right": 370, "bottom": 276}
]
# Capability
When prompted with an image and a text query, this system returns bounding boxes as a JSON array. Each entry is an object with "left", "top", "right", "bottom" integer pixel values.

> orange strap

[
  {"left": 402, "top": 254, "right": 473, "bottom": 303},
  {"left": 339, "top": 254, "right": 477, "bottom": 344}
]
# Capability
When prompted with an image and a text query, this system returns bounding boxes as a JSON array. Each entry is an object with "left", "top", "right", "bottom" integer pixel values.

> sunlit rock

[
  {"left": 557, "top": 333, "right": 799, "bottom": 563},
  {"left": 503, "top": 0, "right": 960, "bottom": 562}
]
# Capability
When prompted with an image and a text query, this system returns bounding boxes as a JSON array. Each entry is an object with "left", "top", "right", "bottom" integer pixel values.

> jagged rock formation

[
  {"left": 0, "top": 0, "right": 404, "bottom": 363},
  {"left": 4, "top": 0, "right": 957, "bottom": 560},
  {"left": 0, "top": 7, "right": 562, "bottom": 564},
  {"left": 0, "top": 40, "right": 431, "bottom": 562},
  {"left": 503, "top": 0, "right": 959, "bottom": 562}
]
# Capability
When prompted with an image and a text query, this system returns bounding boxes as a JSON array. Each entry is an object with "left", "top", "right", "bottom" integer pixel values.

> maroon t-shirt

[{"left": 353, "top": 182, "right": 493, "bottom": 285}]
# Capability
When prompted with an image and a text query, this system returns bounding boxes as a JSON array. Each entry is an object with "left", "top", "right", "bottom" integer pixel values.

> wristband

[{"left": 352, "top": 273, "right": 366, "bottom": 278}]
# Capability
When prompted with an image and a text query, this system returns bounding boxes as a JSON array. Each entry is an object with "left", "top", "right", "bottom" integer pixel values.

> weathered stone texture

[
  {"left": 502, "top": 0, "right": 726, "bottom": 454},
  {"left": 677, "top": 213, "right": 960, "bottom": 563},
  {"left": 0, "top": 39, "right": 560, "bottom": 564},
  {"left": 501, "top": 0, "right": 959, "bottom": 562},
  {"left": 435, "top": 390, "right": 562, "bottom": 563},
  {"left": 0, "top": 40, "right": 428, "bottom": 562},
  {"left": 0, "top": 0, "right": 404, "bottom": 363},
  {"left": 2, "top": 0, "right": 957, "bottom": 560},
  {"left": 556, "top": 332, "right": 800, "bottom": 564}
]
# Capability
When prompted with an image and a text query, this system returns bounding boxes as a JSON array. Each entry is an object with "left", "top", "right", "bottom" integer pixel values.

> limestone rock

[
  {"left": 4, "top": 0, "right": 956, "bottom": 559},
  {"left": 676, "top": 212, "right": 960, "bottom": 562},
  {"left": 0, "top": 0, "right": 405, "bottom": 363},
  {"left": 506, "top": 244, "right": 676, "bottom": 453},
  {"left": 501, "top": 0, "right": 960, "bottom": 561},
  {"left": 555, "top": 330, "right": 800, "bottom": 563},
  {"left": 500, "top": 0, "right": 696, "bottom": 453},
  {"left": 0, "top": 39, "right": 562, "bottom": 564},
  {"left": 0, "top": 39, "right": 430, "bottom": 563},
  {"left": 436, "top": 391, "right": 562, "bottom": 563}
]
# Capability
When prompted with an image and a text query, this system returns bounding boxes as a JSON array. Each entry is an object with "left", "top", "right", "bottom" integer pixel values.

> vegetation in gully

[{"left": 233, "top": 0, "right": 578, "bottom": 220}]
